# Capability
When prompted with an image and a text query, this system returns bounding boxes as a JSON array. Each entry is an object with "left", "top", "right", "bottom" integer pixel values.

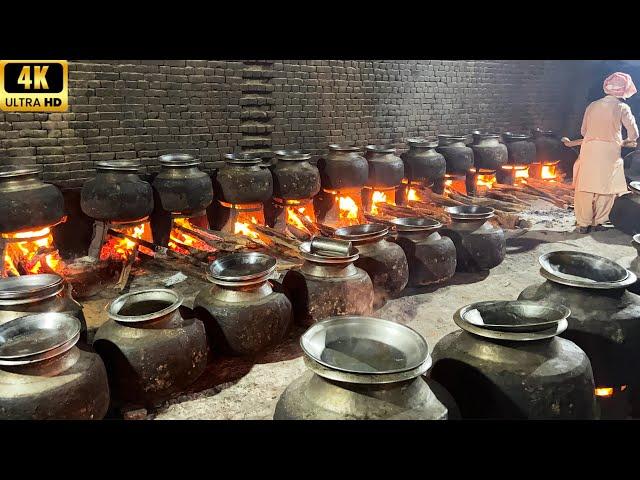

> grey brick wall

[{"left": 0, "top": 60, "right": 592, "bottom": 189}]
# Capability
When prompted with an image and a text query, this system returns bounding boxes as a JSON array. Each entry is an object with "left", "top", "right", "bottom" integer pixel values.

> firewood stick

[
  {"left": 314, "top": 222, "right": 336, "bottom": 236},
  {"left": 116, "top": 243, "right": 139, "bottom": 290},
  {"left": 139, "top": 251, "right": 210, "bottom": 283},
  {"left": 174, "top": 224, "right": 245, "bottom": 252},
  {"left": 186, "top": 225, "right": 255, "bottom": 248},
  {"left": 298, "top": 215, "right": 321, "bottom": 236},
  {"left": 253, "top": 225, "right": 302, "bottom": 247}
]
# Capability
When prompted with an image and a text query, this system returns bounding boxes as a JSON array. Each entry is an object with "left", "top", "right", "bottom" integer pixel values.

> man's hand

[
  {"left": 561, "top": 136, "right": 571, "bottom": 146},
  {"left": 623, "top": 139, "right": 637, "bottom": 148}
]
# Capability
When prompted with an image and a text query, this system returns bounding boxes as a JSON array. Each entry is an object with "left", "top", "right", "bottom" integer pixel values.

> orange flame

[
  {"left": 337, "top": 195, "right": 359, "bottom": 221},
  {"left": 595, "top": 387, "right": 614, "bottom": 398},
  {"left": 286, "top": 206, "right": 313, "bottom": 232},
  {"left": 3, "top": 227, "right": 64, "bottom": 276},
  {"left": 476, "top": 173, "right": 497, "bottom": 189},
  {"left": 100, "top": 223, "right": 147, "bottom": 261},
  {"left": 234, "top": 216, "right": 260, "bottom": 239},
  {"left": 407, "top": 188, "right": 420, "bottom": 202},
  {"left": 168, "top": 217, "right": 216, "bottom": 255},
  {"left": 541, "top": 164, "right": 557, "bottom": 180}
]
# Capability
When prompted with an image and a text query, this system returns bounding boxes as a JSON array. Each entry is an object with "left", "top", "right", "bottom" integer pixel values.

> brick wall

[{"left": 0, "top": 60, "right": 593, "bottom": 189}]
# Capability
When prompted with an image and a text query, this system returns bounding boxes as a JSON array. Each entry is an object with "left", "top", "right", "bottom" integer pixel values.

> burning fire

[
  {"left": 286, "top": 206, "right": 313, "bottom": 232},
  {"left": 540, "top": 164, "right": 557, "bottom": 180},
  {"left": 407, "top": 188, "right": 420, "bottom": 202},
  {"left": 100, "top": 223, "right": 147, "bottom": 261},
  {"left": 2, "top": 227, "right": 64, "bottom": 276},
  {"left": 370, "top": 190, "right": 395, "bottom": 215},
  {"left": 595, "top": 387, "right": 614, "bottom": 398},
  {"left": 234, "top": 216, "right": 260, "bottom": 239},
  {"left": 476, "top": 173, "right": 497, "bottom": 189},
  {"left": 168, "top": 217, "right": 215, "bottom": 255},
  {"left": 337, "top": 195, "right": 359, "bottom": 222}
]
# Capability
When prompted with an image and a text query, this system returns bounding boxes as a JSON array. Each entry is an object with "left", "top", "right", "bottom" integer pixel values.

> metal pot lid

[
  {"left": 406, "top": 137, "right": 438, "bottom": 148},
  {"left": 629, "top": 181, "right": 640, "bottom": 194},
  {"left": 95, "top": 160, "right": 142, "bottom": 172},
  {"left": 158, "top": 153, "right": 200, "bottom": 167},
  {"left": 328, "top": 143, "right": 361, "bottom": 152},
  {"left": 108, "top": 289, "right": 183, "bottom": 323},
  {"left": 299, "top": 241, "right": 359, "bottom": 263},
  {"left": 503, "top": 132, "right": 532, "bottom": 141},
  {"left": 389, "top": 217, "right": 442, "bottom": 232},
  {"left": 0, "top": 313, "right": 81, "bottom": 360},
  {"left": 334, "top": 223, "right": 389, "bottom": 241},
  {"left": 0, "top": 166, "right": 42, "bottom": 178},
  {"left": 223, "top": 153, "right": 263, "bottom": 165},
  {"left": 365, "top": 144, "right": 396, "bottom": 154},
  {"left": 208, "top": 252, "right": 277, "bottom": 281},
  {"left": 457, "top": 300, "right": 570, "bottom": 333},
  {"left": 445, "top": 205, "right": 495, "bottom": 220},
  {"left": 539, "top": 267, "right": 637, "bottom": 290},
  {"left": 301, "top": 316, "right": 429, "bottom": 376},
  {"left": 273, "top": 150, "right": 311, "bottom": 161},
  {"left": 539, "top": 251, "right": 633, "bottom": 288},
  {"left": 0, "top": 274, "right": 65, "bottom": 302}
]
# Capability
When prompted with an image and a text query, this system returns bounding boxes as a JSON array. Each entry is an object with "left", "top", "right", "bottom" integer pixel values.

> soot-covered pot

[
  {"left": 610, "top": 182, "right": 640, "bottom": 236},
  {"left": 81, "top": 161, "right": 154, "bottom": 222},
  {"left": 518, "top": 251, "right": 640, "bottom": 418},
  {"left": 470, "top": 132, "right": 508, "bottom": 170},
  {"left": 152, "top": 153, "right": 213, "bottom": 214},
  {"left": 442, "top": 206, "right": 505, "bottom": 272},
  {"left": 532, "top": 128, "right": 563, "bottom": 164},
  {"left": 194, "top": 252, "right": 293, "bottom": 355},
  {"left": 282, "top": 238, "right": 374, "bottom": 326},
  {"left": 93, "top": 289, "right": 208, "bottom": 408},
  {"left": 0, "top": 313, "right": 110, "bottom": 420},
  {"left": 430, "top": 301, "right": 597, "bottom": 419},
  {"left": 270, "top": 150, "right": 321, "bottom": 200},
  {"left": 436, "top": 135, "right": 474, "bottom": 174},
  {"left": 364, "top": 145, "right": 405, "bottom": 188},
  {"left": 334, "top": 224, "right": 408, "bottom": 309},
  {"left": 317, "top": 144, "right": 369, "bottom": 191},
  {"left": 389, "top": 217, "right": 456, "bottom": 287},
  {"left": 214, "top": 153, "right": 273, "bottom": 204},
  {"left": 401, "top": 138, "right": 446, "bottom": 192},
  {"left": 0, "top": 274, "right": 86, "bottom": 341},
  {"left": 0, "top": 167, "right": 65, "bottom": 233},
  {"left": 274, "top": 316, "right": 448, "bottom": 420},
  {"left": 502, "top": 132, "right": 536, "bottom": 165}
]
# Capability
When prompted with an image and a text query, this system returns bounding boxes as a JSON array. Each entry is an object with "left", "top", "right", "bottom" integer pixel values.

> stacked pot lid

[
  {"left": 390, "top": 217, "right": 442, "bottom": 232},
  {"left": 454, "top": 300, "right": 570, "bottom": 341},
  {"left": 444, "top": 205, "right": 495, "bottom": 220},
  {"left": 206, "top": 252, "right": 277, "bottom": 287},
  {"left": 538, "top": 251, "right": 637, "bottom": 289},
  {"left": 0, "top": 274, "right": 65, "bottom": 305}
]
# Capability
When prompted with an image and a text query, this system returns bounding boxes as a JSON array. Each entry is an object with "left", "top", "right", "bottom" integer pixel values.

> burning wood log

[
  {"left": 174, "top": 224, "right": 253, "bottom": 251},
  {"left": 314, "top": 222, "right": 336, "bottom": 236},
  {"left": 252, "top": 225, "right": 303, "bottom": 257},
  {"left": 298, "top": 215, "right": 321, "bottom": 236},
  {"left": 115, "top": 243, "right": 139, "bottom": 291}
]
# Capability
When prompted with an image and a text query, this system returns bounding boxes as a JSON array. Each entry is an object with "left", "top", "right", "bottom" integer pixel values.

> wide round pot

[
  {"left": 610, "top": 183, "right": 640, "bottom": 235},
  {"left": 274, "top": 316, "right": 448, "bottom": 420},
  {"left": 0, "top": 313, "right": 110, "bottom": 420},
  {"left": 470, "top": 132, "right": 508, "bottom": 170},
  {"left": 93, "top": 289, "right": 208, "bottom": 408},
  {"left": 152, "top": 153, "right": 213, "bottom": 215},
  {"left": 518, "top": 251, "right": 640, "bottom": 418},
  {"left": 270, "top": 150, "right": 320, "bottom": 200},
  {"left": 441, "top": 206, "right": 505, "bottom": 272},
  {"left": 334, "top": 224, "right": 408, "bottom": 309},
  {"left": 317, "top": 144, "right": 369, "bottom": 190},
  {"left": 213, "top": 153, "right": 273, "bottom": 204},
  {"left": 389, "top": 217, "right": 456, "bottom": 287},
  {"left": 0, "top": 167, "right": 65, "bottom": 233},
  {"left": 282, "top": 241, "right": 374, "bottom": 327},
  {"left": 194, "top": 252, "right": 293, "bottom": 355},
  {"left": 532, "top": 128, "right": 563, "bottom": 164},
  {"left": 401, "top": 138, "right": 446, "bottom": 193},
  {"left": 436, "top": 135, "right": 474, "bottom": 174},
  {"left": 503, "top": 132, "right": 536, "bottom": 165},
  {"left": 0, "top": 274, "right": 87, "bottom": 341},
  {"left": 430, "top": 301, "right": 597, "bottom": 419},
  {"left": 364, "top": 145, "right": 404, "bottom": 188},
  {"left": 81, "top": 161, "right": 154, "bottom": 222}
]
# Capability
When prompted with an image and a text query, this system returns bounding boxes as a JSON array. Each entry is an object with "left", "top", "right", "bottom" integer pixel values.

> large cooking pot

[
  {"left": 502, "top": 132, "right": 536, "bottom": 165},
  {"left": 610, "top": 182, "right": 640, "bottom": 235},
  {"left": 364, "top": 145, "right": 404, "bottom": 188},
  {"left": 270, "top": 150, "right": 320, "bottom": 200},
  {"left": 401, "top": 138, "right": 446, "bottom": 189},
  {"left": 436, "top": 135, "right": 474, "bottom": 174},
  {"left": 152, "top": 153, "right": 213, "bottom": 214},
  {"left": 470, "top": 132, "right": 508, "bottom": 170},
  {"left": 531, "top": 128, "right": 563, "bottom": 164},
  {"left": 317, "top": 144, "right": 369, "bottom": 191},
  {"left": 213, "top": 153, "right": 273, "bottom": 204}
]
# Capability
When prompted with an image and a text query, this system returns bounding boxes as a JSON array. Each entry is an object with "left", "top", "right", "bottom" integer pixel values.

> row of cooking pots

[{"left": 3, "top": 246, "right": 638, "bottom": 419}]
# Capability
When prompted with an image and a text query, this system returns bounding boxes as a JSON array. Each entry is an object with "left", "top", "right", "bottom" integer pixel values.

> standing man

[{"left": 571, "top": 72, "right": 639, "bottom": 233}]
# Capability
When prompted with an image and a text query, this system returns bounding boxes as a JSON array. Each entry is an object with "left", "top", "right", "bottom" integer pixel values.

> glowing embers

[
  {"left": 1, "top": 225, "right": 65, "bottom": 277},
  {"left": 498, "top": 165, "right": 530, "bottom": 186},
  {"left": 406, "top": 187, "right": 421, "bottom": 202},
  {"left": 234, "top": 214, "right": 260, "bottom": 239},
  {"left": 98, "top": 219, "right": 153, "bottom": 262},
  {"left": 168, "top": 215, "right": 216, "bottom": 256},
  {"left": 595, "top": 385, "right": 627, "bottom": 398},
  {"left": 467, "top": 168, "right": 497, "bottom": 197}
]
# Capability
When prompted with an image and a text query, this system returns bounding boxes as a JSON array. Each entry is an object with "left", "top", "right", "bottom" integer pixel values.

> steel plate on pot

[
  {"left": 334, "top": 223, "right": 388, "bottom": 241},
  {"left": 389, "top": 217, "right": 442, "bottom": 232},
  {"left": 458, "top": 300, "right": 569, "bottom": 333},
  {"left": 454, "top": 308, "right": 568, "bottom": 341},
  {"left": 209, "top": 252, "right": 277, "bottom": 281},
  {"left": 444, "top": 205, "right": 495, "bottom": 220},
  {"left": 539, "top": 251, "right": 632, "bottom": 287},
  {"left": 0, "top": 313, "right": 80, "bottom": 360},
  {"left": 0, "top": 274, "right": 64, "bottom": 302}
]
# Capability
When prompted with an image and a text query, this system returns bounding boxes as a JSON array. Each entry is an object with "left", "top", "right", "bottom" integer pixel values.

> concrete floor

[{"left": 80, "top": 201, "right": 638, "bottom": 419}]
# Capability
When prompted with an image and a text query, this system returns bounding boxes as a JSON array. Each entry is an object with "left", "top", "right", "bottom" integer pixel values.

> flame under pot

[
  {"left": 503, "top": 132, "right": 537, "bottom": 165},
  {"left": 401, "top": 139, "right": 446, "bottom": 191},
  {"left": 270, "top": 150, "right": 321, "bottom": 200},
  {"left": 282, "top": 243, "right": 374, "bottom": 327},
  {"left": 436, "top": 135, "right": 474, "bottom": 174},
  {"left": 441, "top": 206, "right": 506, "bottom": 272},
  {"left": 193, "top": 253, "right": 293, "bottom": 355},
  {"left": 93, "top": 289, "right": 208, "bottom": 408},
  {"left": 0, "top": 313, "right": 110, "bottom": 420},
  {"left": 532, "top": 128, "right": 563, "bottom": 165},
  {"left": 389, "top": 218, "right": 457, "bottom": 287},
  {"left": 364, "top": 145, "right": 405, "bottom": 188},
  {"left": 274, "top": 316, "right": 449, "bottom": 420},
  {"left": 470, "top": 132, "right": 508, "bottom": 170},
  {"left": 317, "top": 144, "right": 369, "bottom": 191},
  {"left": 430, "top": 301, "right": 597, "bottom": 419},
  {"left": 0, "top": 167, "right": 64, "bottom": 233},
  {"left": 81, "top": 161, "right": 154, "bottom": 222},
  {"left": 334, "top": 224, "right": 409, "bottom": 309},
  {"left": 152, "top": 154, "right": 213, "bottom": 215},
  {"left": 213, "top": 154, "right": 273, "bottom": 205}
]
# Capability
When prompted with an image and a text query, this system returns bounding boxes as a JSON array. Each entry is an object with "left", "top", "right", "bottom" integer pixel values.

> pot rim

[
  {"left": 437, "top": 134, "right": 469, "bottom": 142},
  {"left": 299, "top": 241, "right": 359, "bottom": 264},
  {"left": 0, "top": 166, "right": 43, "bottom": 179},
  {"left": 328, "top": 143, "right": 362, "bottom": 153},
  {"left": 108, "top": 288, "right": 183, "bottom": 323},
  {"left": 538, "top": 250, "right": 635, "bottom": 288},
  {"left": 472, "top": 131, "right": 502, "bottom": 140},
  {"left": 0, "top": 313, "right": 81, "bottom": 362},
  {"left": 365, "top": 144, "right": 397, "bottom": 154},
  {"left": 389, "top": 216, "right": 442, "bottom": 232},
  {"left": 158, "top": 153, "right": 201, "bottom": 167},
  {"left": 539, "top": 267, "right": 637, "bottom": 290},
  {"left": 0, "top": 274, "right": 65, "bottom": 304},
  {"left": 95, "top": 160, "right": 142, "bottom": 172},
  {"left": 300, "top": 316, "right": 430, "bottom": 376},
  {"left": 532, "top": 128, "right": 555, "bottom": 136},
  {"left": 334, "top": 223, "right": 389, "bottom": 241},
  {"left": 502, "top": 132, "right": 532, "bottom": 141},
  {"left": 444, "top": 205, "right": 495, "bottom": 220},
  {"left": 208, "top": 252, "right": 277, "bottom": 282},
  {"left": 633, "top": 233, "right": 640, "bottom": 248},
  {"left": 273, "top": 150, "right": 312, "bottom": 161},
  {"left": 406, "top": 137, "right": 439, "bottom": 148},
  {"left": 223, "top": 153, "right": 264, "bottom": 165}
]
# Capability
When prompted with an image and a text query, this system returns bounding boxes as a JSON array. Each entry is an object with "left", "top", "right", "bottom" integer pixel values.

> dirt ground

[{"left": 80, "top": 200, "right": 637, "bottom": 420}]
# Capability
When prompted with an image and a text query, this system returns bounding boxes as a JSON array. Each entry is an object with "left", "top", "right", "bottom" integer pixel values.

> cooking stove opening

[
  {"left": 444, "top": 173, "right": 468, "bottom": 196},
  {"left": 362, "top": 185, "right": 397, "bottom": 216},
  {"left": 90, "top": 217, "right": 154, "bottom": 262},
  {"left": 210, "top": 200, "right": 266, "bottom": 240},
  {"left": 529, "top": 161, "right": 560, "bottom": 181},
  {"left": 167, "top": 212, "right": 216, "bottom": 256},
  {"left": 497, "top": 165, "right": 530, "bottom": 186},
  {"left": 270, "top": 197, "right": 317, "bottom": 240},
  {"left": 1, "top": 218, "right": 67, "bottom": 277},
  {"left": 595, "top": 385, "right": 632, "bottom": 419},
  {"left": 314, "top": 188, "right": 364, "bottom": 228},
  {"left": 467, "top": 168, "right": 497, "bottom": 197}
]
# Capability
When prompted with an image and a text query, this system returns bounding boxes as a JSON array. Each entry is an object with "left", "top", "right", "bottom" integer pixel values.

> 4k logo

[{"left": 0, "top": 60, "right": 68, "bottom": 112}]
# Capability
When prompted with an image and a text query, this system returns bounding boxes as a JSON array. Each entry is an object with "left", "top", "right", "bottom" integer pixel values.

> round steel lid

[
  {"left": 223, "top": 153, "right": 263, "bottom": 165},
  {"left": 95, "top": 160, "right": 142, "bottom": 172},
  {"left": 0, "top": 313, "right": 81, "bottom": 360},
  {"left": 301, "top": 316, "right": 429, "bottom": 375},
  {"left": 159, "top": 153, "right": 200, "bottom": 167},
  {"left": 390, "top": 217, "right": 442, "bottom": 232},
  {"left": 457, "top": 300, "right": 570, "bottom": 333},
  {"left": 406, "top": 138, "right": 438, "bottom": 148},
  {"left": 273, "top": 150, "right": 311, "bottom": 161},
  {"left": 539, "top": 251, "right": 634, "bottom": 288},
  {"left": 208, "top": 252, "right": 277, "bottom": 281},
  {"left": 0, "top": 166, "right": 42, "bottom": 179},
  {"left": 455, "top": 309, "right": 568, "bottom": 341},
  {"left": 445, "top": 205, "right": 495, "bottom": 220},
  {"left": 334, "top": 223, "right": 389, "bottom": 241},
  {"left": 299, "top": 241, "right": 359, "bottom": 264},
  {"left": 0, "top": 274, "right": 65, "bottom": 302},
  {"left": 108, "top": 289, "right": 183, "bottom": 324}
]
